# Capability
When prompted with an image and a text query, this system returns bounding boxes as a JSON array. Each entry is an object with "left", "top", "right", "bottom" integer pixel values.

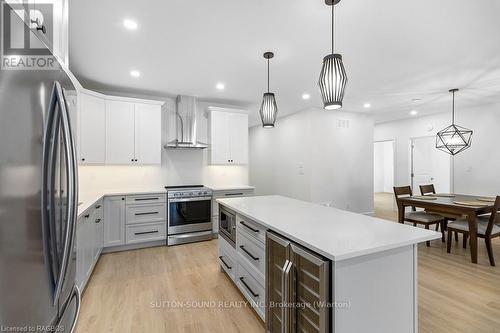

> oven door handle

[{"left": 168, "top": 196, "right": 212, "bottom": 203}]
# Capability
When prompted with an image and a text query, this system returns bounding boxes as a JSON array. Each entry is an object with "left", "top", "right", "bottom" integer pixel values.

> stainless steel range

[{"left": 165, "top": 185, "right": 213, "bottom": 246}]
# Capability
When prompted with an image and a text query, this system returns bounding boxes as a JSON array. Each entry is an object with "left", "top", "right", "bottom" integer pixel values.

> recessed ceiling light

[
  {"left": 363, "top": 103, "right": 371, "bottom": 108},
  {"left": 123, "top": 19, "right": 138, "bottom": 30},
  {"left": 216, "top": 83, "right": 225, "bottom": 91},
  {"left": 130, "top": 70, "right": 140, "bottom": 78},
  {"left": 302, "top": 93, "right": 310, "bottom": 100},
  {"left": 410, "top": 110, "right": 418, "bottom": 116}
]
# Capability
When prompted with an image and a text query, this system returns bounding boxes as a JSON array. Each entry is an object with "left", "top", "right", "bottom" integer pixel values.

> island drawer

[
  {"left": 218, "top": 251, "right": 236, "bottom": 281},
  {"left": 126, "top": 194, "right": 166, "bottom": 205},
  {"left": 236, "top": 262, "right": 265, "bottom": 320},
  {"left": 126, "top": 222, "right": 166, "bottom": 244},
  {"left": 236, "top": 214, "right": 266, "bottom": 244},
  {"left": 237, "top": 232, "right": 265, "bottom": 281},
  {"left": 126, "top": 203, "right": 166, "bottom": 225}
]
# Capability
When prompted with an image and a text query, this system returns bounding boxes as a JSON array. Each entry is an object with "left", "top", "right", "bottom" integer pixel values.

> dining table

[{"left": 397, "top": 194, "right": 496, "bottom": 264}]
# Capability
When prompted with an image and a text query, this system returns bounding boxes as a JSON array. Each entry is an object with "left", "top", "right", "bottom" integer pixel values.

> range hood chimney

[{"left": 165, "top": 95, "right": 208, "bottom": 149}]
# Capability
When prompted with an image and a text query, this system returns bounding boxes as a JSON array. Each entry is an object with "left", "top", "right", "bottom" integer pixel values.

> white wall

[
  {"left": 374, "top": 102, "right": 500, "bottom": 196},
  {"left": 249, "top": 108, "right": 374, "bottom": 214},
  {"left": 374, "top": 141, "right": 394, "bottom": 193},
  {"left": 78, "top": 97, "right": 249, "bottom": 192}
]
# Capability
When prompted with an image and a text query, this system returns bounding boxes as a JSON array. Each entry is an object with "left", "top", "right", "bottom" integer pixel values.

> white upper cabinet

[
  {"left": 134, "top": 103, "right": 162, "bottom": 164},
  {"left": 79, "top": 93, "right": 106, "bottom": 164},
  {"left": 105, "top": 100, "right": 136, "bottom": 164},
  {"left": 209, "top": 108, "right": 248, "bottom": 165},
  {"left": 229, "top": 113, "right": 249, "bottom": 165},
  {"left": 105, "top": 100, "right": 162, "bottom": 165}
]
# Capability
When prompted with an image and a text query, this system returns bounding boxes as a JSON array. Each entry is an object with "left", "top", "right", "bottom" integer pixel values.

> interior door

[
  {"left": 411, "top": 136, "right": 451, "bottom": 193},
  {"left": 290, "top": 244, "right": 330, "bottom": 333},
  {"left": 266, "top": 232, "right": 292, "bottom": 333}
]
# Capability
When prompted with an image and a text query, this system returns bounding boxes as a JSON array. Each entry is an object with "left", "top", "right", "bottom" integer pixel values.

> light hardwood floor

[{"left": 76, "top": 194, "right": 500, "bottom": 333}]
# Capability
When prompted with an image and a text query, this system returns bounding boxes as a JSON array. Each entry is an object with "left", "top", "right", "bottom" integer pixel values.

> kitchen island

[{"left": 217, "top": 195, "right": 440, "bottom": 333}]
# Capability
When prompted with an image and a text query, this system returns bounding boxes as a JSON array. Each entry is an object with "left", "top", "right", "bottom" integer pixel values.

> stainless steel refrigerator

[{"left": 0, "top": 4, "right": 80, "bottom": 332}]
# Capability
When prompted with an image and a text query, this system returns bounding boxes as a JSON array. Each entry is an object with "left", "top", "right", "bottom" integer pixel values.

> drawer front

[
  {"left": 126, "top": 203, "right": 166, "bottom": 224},
  {"left": 126, "top": 194, "right": 166, "bottom": 205},
  {"left": 218, "top": 250, "right": 236, "bottom": 281},
  {"left": 237, "top": 232, "right": 265, "bottom": 280},
  {"left": 219, "top": 235, "right": 237, "bottom": 260},
  {"left": 236, "top": 262, "right": 265, "bottom": 320},
  {"left": 126, "top": 222, "right": 166, "bottom": 244},
  {"left": 237, "top": 215, "right": 266, "bottom": 244},
  {"left": 212, "top": 190, "right": 254, "bottom": 218}
]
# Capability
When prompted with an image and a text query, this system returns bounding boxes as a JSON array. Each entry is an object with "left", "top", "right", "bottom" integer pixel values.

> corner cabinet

[
  {"left": 76, "top": 89, "right": 163, "bottom": 165},
  {"left": 79, "top": 92, "right": 106, "bottom": 164},
  {"left": 209, "top": 108, "right": 248, "bottom": 165}
]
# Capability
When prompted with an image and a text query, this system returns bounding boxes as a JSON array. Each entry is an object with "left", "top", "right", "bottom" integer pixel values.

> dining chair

[
  {"left": 419, "top": 183, "right": 461, "bottom": 242},
  {"left": 419, "top": 184, "right": 436, "bottom": 196},
  {"left": 447, "top": 196, "right": 500, "bottom": 266},
  {"left": 394, "top": 186, "right": 445, "bottom": 246}
]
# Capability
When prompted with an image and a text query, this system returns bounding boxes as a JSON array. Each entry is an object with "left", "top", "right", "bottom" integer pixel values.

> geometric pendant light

[
  {"left": 259, "top": 52, "right": 278, "bottom": 128},
  {"left": 436, "top": 89, "right": 473, "bottom": 155},
  {"left": 318, "top": 0, "right": 348, "bottom": 110}
]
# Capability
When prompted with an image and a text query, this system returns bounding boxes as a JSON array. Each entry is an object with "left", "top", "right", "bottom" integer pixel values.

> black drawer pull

[
  {"left": 134, "top": 230, "right": 159, "bottom": 236},
  {"left": 225, "top": 192, "right": 243, "bottom": 196},
  {"left": 240, "top": 221, "right": 259, "bottom": 233},
  {"left": 134, "top": 197, "right": 159, "bottom": 201},
  {"left": 84, "top": 214, "right": 90, "bottom": 218},
  {"left": 240, "top": 245, "right": 259, "bottom": 261},
  {"left": 95, "top": 219, "right": 101, "bottom": 224},
  {"left": 134, "top": 211, "right": 159, "bottom": 216},
  {"left": 95, "top": 205, "right": 101, "bottom": 209},
  {"left": 239, "top": 277, "right": 259, "bottom": 298},
  {"left": 218, "top": 256, "right": 232, "bottom": 269}
]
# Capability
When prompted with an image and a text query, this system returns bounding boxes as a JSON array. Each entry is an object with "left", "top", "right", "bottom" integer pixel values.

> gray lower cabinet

[
  {"left": 103, "top": 196, "right": 126, "bottom": 247},
  {"left": 76, "top": 199, "right": 104, "bottom": 291},
  {"left": 266, "top": 231, "right": 330, "bottom": 333}
]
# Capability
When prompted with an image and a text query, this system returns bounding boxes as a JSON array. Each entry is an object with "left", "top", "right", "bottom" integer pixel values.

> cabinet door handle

[
  {"left": 134, "top": 211, "right": 159, "bottom": 216},
  {"left": 218, "top": 256, "right": 232, "bottom": 269},
  {"left": 225, "top": 193, "right": 243, "bottom": 197},
  {"left": 95, "top": 219, "right": 101, "bottom": 224},
  {"left": 95, "top": 205, "right": 101, "bottom": 209},
  {"left": 239, "top": 245, "right": 259, "bottom": 261},
  {"left": 239, "top": 277, "right": 259, "bottom": 298},
  {"left": 240, "top": 221, "right": 259, "bottom": 233},
  {"left": 134, "top": 197, "right": 159, "bottom": 201},
  {"left": 134, "top": 230, "right": 159, "bottom": 236},
  {"left": 84, "top": 214, "right": 90, "bottom": 218}
]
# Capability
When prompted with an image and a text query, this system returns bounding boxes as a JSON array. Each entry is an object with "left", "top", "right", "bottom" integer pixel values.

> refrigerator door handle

[
  {"left": 42, "top": 81, "right": 62, "bottom": 303},
  {"left": 52, "top": 81, "right": 78, "bottom": 307},
  {"left": 57, "top": 285, "right": 81, "bottom": 333}
]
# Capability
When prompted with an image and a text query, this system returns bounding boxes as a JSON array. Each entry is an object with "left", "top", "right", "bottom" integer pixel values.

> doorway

[
  {"left": 374, "top": 140, "right": 396, "bottom": 218},
  {"left": 410, "top": 136, "right": 452, "bottom": 194}
]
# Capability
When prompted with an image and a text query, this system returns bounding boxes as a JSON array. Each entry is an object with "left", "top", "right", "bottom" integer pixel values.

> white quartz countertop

[
  {"left": 205, "top": 185, "right": 255, "bottom": 191},
  {"left": 217, "top": 195, "right": 441, "bottom": 261},
  {"left": 78, "top": 188, "right": 167, "bottom": 217}
]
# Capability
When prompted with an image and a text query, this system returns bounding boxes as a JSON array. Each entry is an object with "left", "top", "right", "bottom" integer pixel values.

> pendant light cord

[
  {"left": 331, "top": 3, "right": 335, "bottom": 54},
  {"left": 452, "top": 90, "right": 455, "bottom": 124},
  {"left": 267, "top": 58, "right": 270, "bottom": 93}
]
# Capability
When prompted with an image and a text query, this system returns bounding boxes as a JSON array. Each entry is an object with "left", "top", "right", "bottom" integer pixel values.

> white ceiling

[{"left": 69, "top": 0, "right": 500, "bottom": 126}]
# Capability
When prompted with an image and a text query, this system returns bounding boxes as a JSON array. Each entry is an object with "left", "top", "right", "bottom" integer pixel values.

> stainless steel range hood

[{"left": 165, "top": 95, "right": 208, "bottom": 149}]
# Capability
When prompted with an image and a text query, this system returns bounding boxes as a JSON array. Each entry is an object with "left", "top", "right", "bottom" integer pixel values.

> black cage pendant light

[
  {"left": 260, "top": 52, "right": 278, "bottom": 128},
  {"left": 318, "top": 0, "right": 347, "bottom": 110},
  {"left": 436, "top": 89, "right": 473, "bottom": 155}
]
